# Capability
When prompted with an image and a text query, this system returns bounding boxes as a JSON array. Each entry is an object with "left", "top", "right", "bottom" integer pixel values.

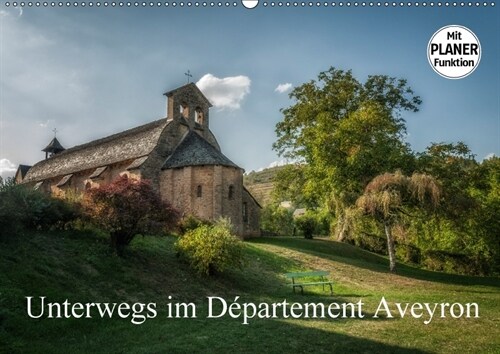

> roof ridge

[
  {"left": 163, "top": 83, "right": 213, "bottom": 107},
  {"left": 162, "top": 130, "right": 239, "bottom": 170},
  {"left": 51, "top": 118, "right": 167, "bottom": 160},
  {"left": 23, "top": 118, "right": 169, "bottom": 183}
]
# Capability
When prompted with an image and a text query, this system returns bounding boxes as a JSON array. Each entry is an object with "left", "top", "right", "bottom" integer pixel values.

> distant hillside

[{"left": 244, "top": 166, "right": 285, "bottom": 206}]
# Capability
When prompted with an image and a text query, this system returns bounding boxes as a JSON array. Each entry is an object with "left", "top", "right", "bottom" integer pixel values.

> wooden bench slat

[
  {"left": 284, "top": 271, "right": 329, "bottom": 278},
  {"left": 289, "top": 281, "right": 333, "bottom": 287}
]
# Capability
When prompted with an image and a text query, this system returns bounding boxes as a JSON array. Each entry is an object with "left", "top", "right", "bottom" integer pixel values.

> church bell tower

[{"left": 42, "top": 132, "right": 65, "bottom": 159}]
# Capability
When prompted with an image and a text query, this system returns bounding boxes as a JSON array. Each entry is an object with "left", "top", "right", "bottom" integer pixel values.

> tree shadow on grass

[
  {"left": 5, "top": 308, "right": 432, "bottom": 354},
  {"left": 139, "top": 309, "right": 431, "bottom": 354},
  {"left": 249, "top": 237, "right": 500, "bottom": 287}
]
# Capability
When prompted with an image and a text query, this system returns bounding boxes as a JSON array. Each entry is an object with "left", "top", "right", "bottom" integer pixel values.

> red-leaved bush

[{"left": 83, "top": 175, "right": 180, "bottom": 254}]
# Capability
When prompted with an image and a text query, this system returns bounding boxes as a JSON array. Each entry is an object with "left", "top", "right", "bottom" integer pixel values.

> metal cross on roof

[
  {"left": 53, "top": 128, "right": 58, "bottom": 137},
  {"left": 185, "top": 70, "right": 192, "bottom": 83}
]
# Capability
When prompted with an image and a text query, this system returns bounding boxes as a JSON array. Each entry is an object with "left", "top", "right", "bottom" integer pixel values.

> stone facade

[
  {"left": 18, "top": 83, "right": 261, "bottom": 238},
  {"left": 159, "top": 165, "right": 259, "bottom": 236}
]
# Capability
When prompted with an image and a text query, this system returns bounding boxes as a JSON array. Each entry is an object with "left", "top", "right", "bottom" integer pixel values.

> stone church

[{"left": 16, "top": 83, "right": 261, "bottom": 237}]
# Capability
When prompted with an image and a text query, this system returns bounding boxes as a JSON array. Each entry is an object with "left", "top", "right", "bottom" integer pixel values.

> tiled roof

[
  {"left": 16, "top": 165, "right": 32, "bottom": 179},
  {"left": 42, "top": 137, "right": 65, "bottom": 153},
  {"left": 163, "top": 131, "right": 239, "bottom": 170},
  {"left": 23, "top": 119, "right": 169, "bottom": 183}
]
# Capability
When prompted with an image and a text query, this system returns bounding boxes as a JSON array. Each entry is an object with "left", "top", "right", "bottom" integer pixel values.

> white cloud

[
  {"left": 274, "top": 83, "right": 292, "bottom": 94},
  {"left": 0, "top": 6, "right": 22, "bottom": 17},
  {"left": 38, "top": 119, "right": 55, "bottom": 128},
  {"left": 483, "top": 153, "right": 496, "bottom": 160},
  {"left": 269, "top": 159, "right": 288, "bottom": 168},
  {"left": 257, "top": 159, "right": 290, "bottom": 172},
  {"left": 196, "top": 74, "right": 251, "bottom": 110},
  {"left": 0, "top": 158, "right": 17, "bottom": 179}
]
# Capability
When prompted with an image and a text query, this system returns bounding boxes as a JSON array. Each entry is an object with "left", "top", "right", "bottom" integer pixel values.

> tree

[
  {"left": 472, "top": 156, "right": 500, "bottom": 272},
  {"left": 415, "top": 146, "right": 499, "bottom": 273},
  {"left": 417, "top": 142, "right": 478, "bottom": 221},
  {"left": 295, "top": 214, "right": 316, "bottom": 239},
  {"left": 272, "top": 164, "right": 310, "bottom": 208},
  {"left": 0, "top": 177, "right": 78, "bottom": 239},
  {"left": 260, "top": 204, "right": 295, "bottom": 236},
  {"left": 83, "top": 176, "right": 180, "bottom": 254},
  {"left": 356, "top": 171, "right": 440, "bottom": 272},
  {"left": 273, "top": 68, "right": 420, "bottom": 241}
]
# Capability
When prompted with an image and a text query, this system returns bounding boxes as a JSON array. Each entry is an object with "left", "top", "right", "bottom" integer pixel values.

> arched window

[
  {"left": 85, "top": 182, "right": 91, "bottom": 191},
  {"left": 228, "top": 185, "right": 234, "bottom": 200},
  {"left": 195, "top": 107, "right": 204, "bottom": 124},
  {"left": 197, "top": 185, "right": 202, "bottom": 198}
]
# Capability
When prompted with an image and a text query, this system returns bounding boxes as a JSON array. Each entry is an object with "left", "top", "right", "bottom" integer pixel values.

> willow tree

[
  {"left": 356, "top": 171, "right": 440, "bottom": 272},
  {"left": 273, "top": 67, "right": 421, "bottom": 240}
]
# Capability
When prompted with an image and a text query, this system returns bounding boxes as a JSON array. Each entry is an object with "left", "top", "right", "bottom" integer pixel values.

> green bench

[{"left": 284, "top": 271, "right": 334, "bottom": 295}]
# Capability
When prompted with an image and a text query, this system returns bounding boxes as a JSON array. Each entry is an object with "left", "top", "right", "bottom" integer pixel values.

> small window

[
  {"left": 228, "top": 185, "right": 234, "bottom": 200},
  {"left": 243, "top": 202, "right": 248, "bottom": 223},
  {"left": 85, "top": 182, "right": 91, "bottom": 191},
  {"left": 195, "top": 107, "right": 204, "bottom": 124},
  {"left": 197, "top": 185, "right": 202, "bottom": 198}
]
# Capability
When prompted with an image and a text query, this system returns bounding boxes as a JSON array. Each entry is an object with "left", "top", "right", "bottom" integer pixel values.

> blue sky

[{"left": 0, "top": 4, "right": 498, "bottom": 178}]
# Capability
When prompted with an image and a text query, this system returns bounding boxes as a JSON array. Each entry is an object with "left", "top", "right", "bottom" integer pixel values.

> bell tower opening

[
  {"left": 164, "top": 82, "right": 212, "bottom": 127},
  {"left": 180, "top": 103, "right": 189, "bottom": 119},
  {"left": 195, "top": 107, "right": 204, "bottom": 125}
]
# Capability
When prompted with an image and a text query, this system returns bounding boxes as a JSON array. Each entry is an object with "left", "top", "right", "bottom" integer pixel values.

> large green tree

[
  {"left": 414, "top": 144, "right": 500, "bottom": 272},
  {"left": 273, "top": 68, "right": 421, "bottom": 240},
  {"left": 417, "top": 142, "right": 477, "bottom": 220}
]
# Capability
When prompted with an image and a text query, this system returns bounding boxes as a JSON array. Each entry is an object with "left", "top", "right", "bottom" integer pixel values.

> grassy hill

[
  {"left": 1, "top": 231, "right": 499, "bottom": 353},
  {"left": 244, "top": 166, "right": 284, "bottom": 206},
  {"left": 245, "top": 182, "right": 275, "bottom": 207}
]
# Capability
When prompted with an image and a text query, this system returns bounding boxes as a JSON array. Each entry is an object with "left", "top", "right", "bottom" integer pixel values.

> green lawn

[{"left": 1, "top": 231, "right": 499, "bottom": 353}]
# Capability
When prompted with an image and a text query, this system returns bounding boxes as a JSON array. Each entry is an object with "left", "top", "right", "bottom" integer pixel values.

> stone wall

[
  {"left": 159, "top": 165, "right": 260, "bottom": 238},
  {"left": 31, "top": 157, "right": 261, "bottom": 238},
  {"left": 28, "top": 159, "right": 140, "bottom": 198},
  {"left": 140, "top": 119, "right": 188, "bottom": 191},
  {"left": 165, "top": 84, "right": 220, "bottom": 150},
  {"left": 242, "top": 188, "right": 261, "bottom": 237}
]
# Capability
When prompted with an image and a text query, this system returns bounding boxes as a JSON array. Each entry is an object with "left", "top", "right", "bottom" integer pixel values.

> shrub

[
  {"left": 178, "top": 214, "right": 212, "bottom": 234},
  {"left": 295, "top": 214, "right": 316, "bottom": 239},
  {"left": 0, "top": 178, "right": 78, "bottom": 239},
  {"left": 347, "top": 232, "right": 387, "bottom": 254},
  {"left": 175, "top": 218, "right": 243, "bottom": 276},
  {"left": 260, "top": 204, "right": 294, "bottom": 236},
  {"left": 395, "top": 243, "right": 422, "bottom": 265},
  {"left": 422, "top": 250, "right": 490, "bottom": 276},
  {"left": 311, "top": 208, "right": 332, "bottom": 236},
  {"left": 83, "top": 176, "right": 180, "bottom": 254}
]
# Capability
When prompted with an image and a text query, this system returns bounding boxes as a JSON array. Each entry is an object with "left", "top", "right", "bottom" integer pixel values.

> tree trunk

[
  {"left": 384, "top": 222, "right": 396, "bottom": 272},
  {"left": 336, "top": 216, "right": 348, "bottom": 242},
  {"left": 110, "top": 232, "right": 126, "bottom": 256}
]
